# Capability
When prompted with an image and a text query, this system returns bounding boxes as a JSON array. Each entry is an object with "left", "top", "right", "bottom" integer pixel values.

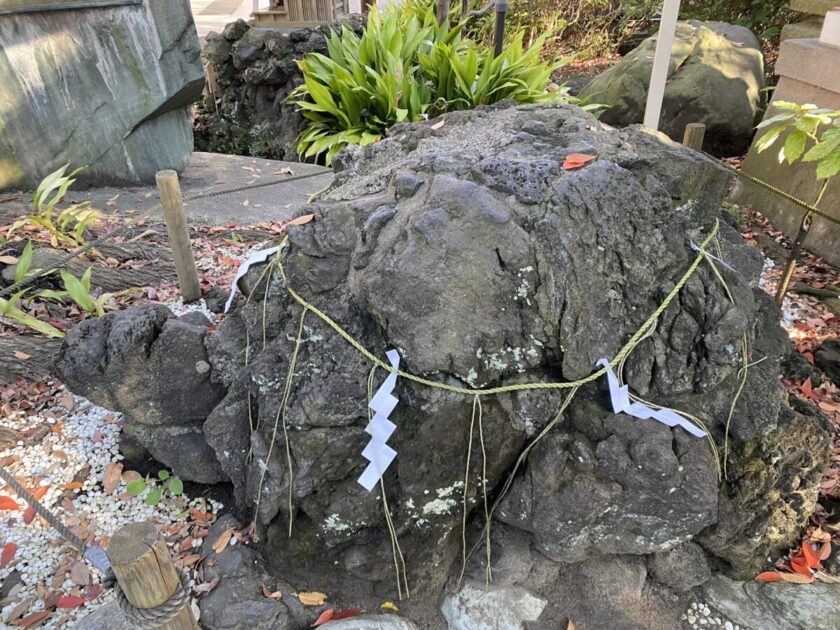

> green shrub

[{"left": 290, "top": 1, "right": 570, "bottom": 164}]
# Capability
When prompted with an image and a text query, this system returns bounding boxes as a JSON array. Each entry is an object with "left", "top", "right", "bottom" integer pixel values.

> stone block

[
  {"left": 0, "top": 0, "right": 204, "bottom": 189},
  {"left": 730, "top": 38, "right": 840, "bottom": 267}
]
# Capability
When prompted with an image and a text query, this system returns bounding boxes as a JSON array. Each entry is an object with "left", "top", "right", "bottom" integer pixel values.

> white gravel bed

[
  {"left": 0, "top": 386, "right": 221, "bottom": 628},
  {"left": 684, "top": 602, "right": 744, "bottom": 630}
]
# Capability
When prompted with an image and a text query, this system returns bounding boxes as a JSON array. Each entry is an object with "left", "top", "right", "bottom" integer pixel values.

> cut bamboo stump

[
  {"left": 156, "top": 170, "right": 201, "bottom": 303},
  {"left": 683, "top": 122, "right": 706, "bottom": 151},
  {"left": 108, "top": 522, "right": 200, "bottom": 630}
]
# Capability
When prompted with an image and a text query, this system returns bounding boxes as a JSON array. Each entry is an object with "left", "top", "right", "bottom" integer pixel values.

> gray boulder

[
  {"left": 442, "top": 580, "right": 547, "bottom": 630},
  {"left": 704, "top": 575, "right": 840, "bottom": 630},
  {"left": 649, "top": 542, "right": 712, "bottom": 592},
  {"left": 54, "top": 304, "right": 226, "bottom": 483},
  {"left": 57, "top": 103, "right": 830, "bottom": 622},
  {"left": 580, "top": 21, "right": 765, "bottom": 156},
  {"left": 200, "top": 515, "right": 294, "bottom": 630},
  {"left": 0, "top": 0, "right": 203, "bottom": 188}
]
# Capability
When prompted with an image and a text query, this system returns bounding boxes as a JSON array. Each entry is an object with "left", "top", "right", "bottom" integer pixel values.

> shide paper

[
  {"left": 597, "top": 358, "right": 707, "bottom": 438},
  {"left": 358, "top": 350, "right": 401, "bottom": 491},
  {"left": 224, "top": 246, "right": 280, "bottom": 313}
]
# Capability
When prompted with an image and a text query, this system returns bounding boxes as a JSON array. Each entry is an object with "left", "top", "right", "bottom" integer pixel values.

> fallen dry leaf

[
  {"left": 755, "top": 571, "right": 783, "bottom": 582},
  {"left": 297, "top": 591, "right": 327, "bottom": 607},
  {"left": 70, "top": 561, "right": 89, "bottom": 587},
  {"left": 431, "top": 118, "right": 446, "bottom": 130},
  {"left": 0, "top": 255, "right": 18, "bottom": 264},
  {"left": 312, "top": 609, "right": 334, "bottom": 627},
  {"left": 17, "top": 610, "right": 50, "bottom": 628},
  {"left": 778, "top": 572, "right": 815, "bottom": 584},
  {"left": 261, "top": 584, "right": 283, "bottom": 600},
  {"left": 1, "top": 542, "right": 18, "bottom": 568},
  {"left": 56, "top": 595, "right": 85, "bottom": 609},
  {"left": 0, "top": 496, "right": 20, "bottom": 510},
  {"left": 102, "top": 462, "right": 123, "bottom": 494},
  {"left": 12, "top": 351, "right": 31, "bottom": 361},
  {"left": 562, "top": 153, "right": 597, "bottom": 171},
  {"left": 194, "top": 577, "right": 220, "bottom": 594},
  {"left": 212, "top": 527, "right": 235, "bottom": 554}
]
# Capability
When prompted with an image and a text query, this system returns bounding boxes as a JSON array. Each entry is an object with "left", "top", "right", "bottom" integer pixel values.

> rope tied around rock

[{"left": 244, "top": 217, "right": 757, "bottom": 595}]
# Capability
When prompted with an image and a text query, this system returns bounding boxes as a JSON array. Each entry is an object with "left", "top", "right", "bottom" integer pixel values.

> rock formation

[
  {"left": 0, "top": 0, "right": 203, "bottom": 189},
  {"left": 57, "top": 102, "right": 830, "bottom": 628},
  {"left": 196, "top": 18, "right": 363, "bottom": 160},
  {"left": 580, "top": 21, "right": 765, "bottom": 156}
]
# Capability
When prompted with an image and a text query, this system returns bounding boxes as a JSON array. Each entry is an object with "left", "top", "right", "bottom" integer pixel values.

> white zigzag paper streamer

[
  {"left": 224, "top": 246, "right": 280, "bottom": 313},
  {"left": 596, "top": 358, "right": 707, "bottom": 438},
  {"left": 358, "top": 350, "right": 400, "bottom": 491}
]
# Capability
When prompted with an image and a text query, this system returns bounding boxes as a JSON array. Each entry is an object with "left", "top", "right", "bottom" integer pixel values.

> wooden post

[
  {"left": 156, "top": 170, "right": 202, "bottom": 303},
  {"left": 683, "top": 123, "right": 706, "bottom": 151},
  {"left": 108, "top": 522, "right": 200, "bottom": 630}
]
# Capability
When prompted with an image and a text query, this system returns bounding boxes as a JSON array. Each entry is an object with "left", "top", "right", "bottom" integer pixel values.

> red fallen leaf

[
  {"left": 800, "top": 379, "right": 818, "bottom": 401},
  {"left": 32, "top": 486, "right": 48, "bottom": 501},
  {"left": 778, "top": 572, "right": 815, "bottom": 584},
  {"left": 563, "top": 153, "right": 597, "bottom": 171},
  {"left": 17, "top": 611, "right": 51, "bottom": 627},
  {"left": 56, "top": 595, "right": 86, "bottom": 609},
  {"left": 1, "top": 542, "right": 17, "bottom": 568},
  {"left": 0, "top": 496, "right": 20, "bottom": 510},
  {"left": 803, "top": 351, "right": 815, "bottom": 365},
  {"left": 802, "top": 540, "right": 822, "bottom": 569},
  {"left": 312, "top": 609, "right": 335, "bottom": 627},
  {"left": 755, "top": 571, "right": 783, "bottom": 582},
  {"left": 333, "top": 608, "right": 362, "bottom": 620},
  {"left": 790, "top": 557, "right": 812, "bottom": 576},
  {"left": 23, "top": 506, "right": 35, "bottom": 525}
]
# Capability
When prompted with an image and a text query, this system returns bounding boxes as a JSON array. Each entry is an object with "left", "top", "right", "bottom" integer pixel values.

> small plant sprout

[
  {"left": 8, "top": 164, "right": 98, "bottom": 247},
  {"left": 125, "top": 469, "right": 184, "bottom": 507},
  {"left": 754, "top": 101, "right": 840, "bottom": 305}
]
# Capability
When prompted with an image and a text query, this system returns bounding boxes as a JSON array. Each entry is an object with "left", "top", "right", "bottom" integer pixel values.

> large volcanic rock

[{"left": 57, "top": 103, "right": 830, "bottom": 627}]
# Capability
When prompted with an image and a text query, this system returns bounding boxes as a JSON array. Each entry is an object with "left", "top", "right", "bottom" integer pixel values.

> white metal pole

[{"left": 643, "top": 0, "right": 682, "bottom": 130}]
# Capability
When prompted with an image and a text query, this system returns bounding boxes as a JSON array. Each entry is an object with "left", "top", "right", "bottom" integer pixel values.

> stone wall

[
  {"left": 195, "top": 18, "right": 362, "bottom": 161},
  {"left": 0, "top": 0, "right": 204, "bottom": 189}
]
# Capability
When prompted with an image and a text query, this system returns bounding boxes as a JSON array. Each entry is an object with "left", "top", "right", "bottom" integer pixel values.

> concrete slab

[{"left": 0, "top": 152, "right": 333, "bottom": 228}]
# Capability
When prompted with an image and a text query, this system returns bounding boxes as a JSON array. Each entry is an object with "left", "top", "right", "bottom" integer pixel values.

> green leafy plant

[
  {"left": 754, "top": 101, "right": 840, "bottom": 304},
  {"left": 290, "top": 2, "right": 572, "bottom": 164},
  {"left": 9, "top": 165, "right": 98, "bottom": 247},
  {"left": 13, "top": 240, "right": 39, "bottom": 284},
  {"left": 0, "top": 289, "right": 64, "bottom": 338},
  {"left": 37, "top": 266, "right": 138, "bottom": 317},
  {"left": 126, "top": 469, "right": 184, "bottom": 507}
]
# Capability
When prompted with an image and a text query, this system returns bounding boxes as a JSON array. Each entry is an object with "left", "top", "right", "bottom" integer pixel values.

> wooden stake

[
  {"left": 683, "top": 122, "right": 706, "bottom": 151},
  {"left": 156, "top": 170, "right": 201, "bottom": 303},
  {"left": 108, "top": 522, "right": 200, "bottom": 630}
]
